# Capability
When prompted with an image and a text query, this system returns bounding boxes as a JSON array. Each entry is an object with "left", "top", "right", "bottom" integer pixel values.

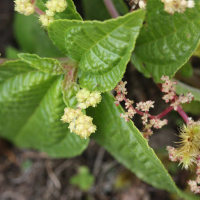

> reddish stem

[
  {"left": 103, "top": 0, "right": 120, "bottom": 18},
  {"left": 35, "top": 6, "right": 45, "bottom": 15},
  {"left": 177, "top": 105, "right": 189, "bottom": 123},
  {"left": 0, "top": 59, "right": 13, "bottom": 65},
  {"left": 156, "top": 106, "right": 174, "bottom": 119}
]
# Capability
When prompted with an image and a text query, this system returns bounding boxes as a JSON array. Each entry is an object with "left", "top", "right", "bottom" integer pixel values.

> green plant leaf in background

[
  {"left": 182, "top": 101, "right": 200, "bottom": 115},
  {"left": 36, "top": 0, "right": 82, "bottom": 20},
  {"left": 133, "top": 0, "right": 200, "bottom": 82},
  {"left": 48, "top": 10, "right": 145, "bottom": 92},
  {"left": 70, "top": 166, "right": 95, "bottom": 191},
  {"left": 13, "top": 13, "right": 64, "bottom": 57},
  {"left": 88, "top": 92, "right": 199, "bottom": 200},
  {"left": 175, "top": 80, "right": 200, "bottom": 115},
  {"left": 82, "top": 0, "right": 128, "bottom": 21},
  {"left": 131, "top": 52, "right": 151, "bottom": 78},
  {"left": 5, "top": 46, "right": 20, "bottom": 59},
  {"left": 0, "top": 60, "right": 89, "bottom": 158},
  {"left": 176, "top": 80, "right": 200, "bottom": 101},
  {"left": 179, "top": 62, "right": 193, "bottom": 78}
]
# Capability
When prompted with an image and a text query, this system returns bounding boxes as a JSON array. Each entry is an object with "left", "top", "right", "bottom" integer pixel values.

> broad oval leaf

[
  {"left": 48, "top": 10, "right": 145, "bottom": 91},
  {"left": 88, "top": 92, "right": 199, "bottom": 199},
  {"left": 0, "top": 60, "right": 89, "bottom": 158},
  {"left": 134, "top": 0, "right": 200, "bottom": 82}
]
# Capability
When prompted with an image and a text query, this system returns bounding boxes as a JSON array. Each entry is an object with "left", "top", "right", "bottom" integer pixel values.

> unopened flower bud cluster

[
  {"left": 166, "top": 119, "right": 200, "bottom": 193},
  {"left": 61, "top": 108, "right": 96, "bottom": 139},
  {"left": 61, "top": 88, "right": 102, "bottom": 139},
  {"left": 14, "top": 0, "right": 35, "bottom": 16},
  {"left": 114, "top": 81, "right": 167, "bottom": 139},
  {"left": 76, "top": 88, "right": 102, "bottom": 109},
  {"left": 39, "top": 0, "right": 68, "bottom": 26},
  {"left": 161, "top": 0, "right": 195, "bottom": 15},
  {"left": 161, "top": 75, "right": 194, "bottom": 110}
]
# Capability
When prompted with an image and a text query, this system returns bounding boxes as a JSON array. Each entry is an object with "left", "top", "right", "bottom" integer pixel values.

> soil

[{"left": 0, "top": 1, "right": 197, "bottom": 200}]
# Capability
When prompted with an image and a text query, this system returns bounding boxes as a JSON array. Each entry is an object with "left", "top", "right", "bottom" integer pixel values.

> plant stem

[
  {"left": 0, "top": 59, "right": 12, "bottom": 65},
  {"left": 177, "top": 105, "right": 189, "bottom": 123},
  {"left": 156, "top": 106, "right": 174, "bottom": 119},
  {"left": 103, "top": 0, "right": 120, "bottom": 18},
  {"left": 35, "top": 6, "right": 45, "bottom": 15}
]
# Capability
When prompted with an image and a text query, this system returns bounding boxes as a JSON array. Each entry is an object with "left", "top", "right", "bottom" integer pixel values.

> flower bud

[
  {"left": 46, "top": 10, "right": 55, "bottom": 17},
  {"left": 39, "top": 15, "right": 54, "bottom": 26}
]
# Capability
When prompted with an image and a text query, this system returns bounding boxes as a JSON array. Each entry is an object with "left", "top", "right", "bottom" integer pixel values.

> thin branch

[
  {"left": 156, "top": 106, "right": 174, "bottom": 119},
  {"left": 177, "top": 105, "right": 189, "bottom": 123},
  {"left": 103, "top": 0, "right": 120, "bottom": 18},
  {"left": 35, "top": 6, "right": 45, "bottom": 15},
  {"left": 0, "top": 59, "right": 13, "bottom": 65}
]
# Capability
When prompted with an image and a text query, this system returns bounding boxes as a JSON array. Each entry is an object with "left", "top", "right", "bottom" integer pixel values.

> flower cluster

[
  {"left": 161, "top": 0, "right": 195, "bottom": 15},
  {"left": 114, "top": 81, "right": 167, "bottom": 139},
  {"left": 167, "top": 120, "right": 200, "bottom": 170},
  {"left": 39, "top": 15, "right": 54, "bottom": 27},
  {"left": 46, "top": 0, "right": 68, "bottom": 13},
  {"left": 188, "top": 156, "right": 200, "bottom": 193},
  {"left": 61, "top": 88, "right": 101, "bottom": 139},
  {"left": 167, "top": 120, "right": 200, "bottom": 194},
  {"left": 127, "top": 0, "right": 147, "bottom": 10},
  {"left": 161, "top": 75, "right": 194, "bottom": 110},
  {"left": 76, "top": 88, "right": 102, "bottom": 109},
  {"left": 39, "top": 0, "right": 68, "bottom": 26},
  {"left": 14, "top": 0, "right": 35, "bottom": 16},
  {"left": 61, "top": 108, "right": 96, "bottom": 139}
]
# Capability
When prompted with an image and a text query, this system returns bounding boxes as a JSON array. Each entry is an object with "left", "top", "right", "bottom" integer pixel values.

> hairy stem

[
  {"left": 103, "top": 0, "right": 120, "bottom": 18},
  {"left": 177, "top": 105, "right": 189, "bottom": 123}
]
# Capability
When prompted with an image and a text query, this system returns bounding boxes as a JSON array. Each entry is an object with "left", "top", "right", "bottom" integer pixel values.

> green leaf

[
  {"left": 134, "top": 0, "right": 200, "bottom": 82},
  {"left": 70, "top": 166, "right": 94, "bottom": 191},
  {"left": 193, "top": 42, "right": 200, "bottom": 57},
  {"left": 179, "top": 62, "right": 193, "bottom": 78},
  {"left": 48, "top": 10, "right": 145, "bottom": 92},
  {"left": 112, "top": 0, "right": 129, "bottom": 16},
  {"left": 5, "top": 46, "right": 20, "bottom": 59},
  {"left": 131, "top": 53, "right": 151, "bottom": 78},
  {"left": 82, "top": 0, "right": 128, "bottom": 21},
  {"left": 182, "top": 100, "right": 200, "bottom": 115},
  {"left": 14, "top": 13, "right": 64, "bottom": 57},
  {"left": 36, "top": 0, "right": 82, "bottom": 20},
  {"left": 18, "top": 53, "right": 66, "bottom": 75},
  {"left": 0, "top": 60, "right": 89, "bottom": 158},
  {"left": 176, "top": 80, "right": 200, "bottom": 101},
  {"left": 88, "top": 92, "right": 198, "bottom": 199}
]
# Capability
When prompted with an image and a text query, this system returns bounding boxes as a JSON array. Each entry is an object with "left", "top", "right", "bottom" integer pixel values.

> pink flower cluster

[
  {"left": 114, "top": 81, "right": 167, "bottom": 139},
  {"left": 114, "top": 76, "right": 194, "bottom": 139},
  {"left": 161, "top": 75, "right": 194, "bottom": 110},
  {"left": 188, "top": 156, "right": 200, "bottom": 193}
]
